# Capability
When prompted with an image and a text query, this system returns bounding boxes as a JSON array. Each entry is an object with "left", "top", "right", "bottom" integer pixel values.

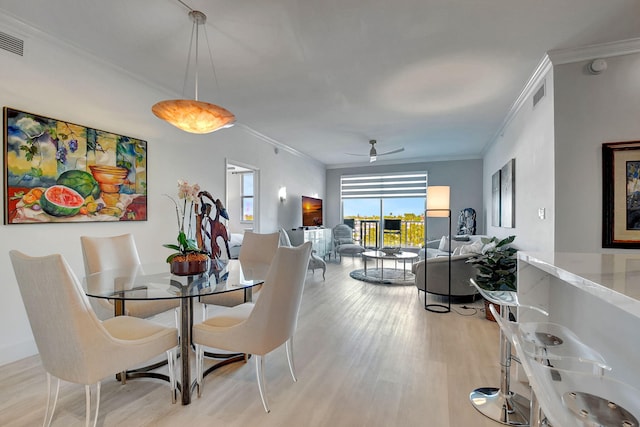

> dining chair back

[
  {"left": 241, "top": 241, "right": 312, "bottom": 352},
  {"left": 200, "top": 231, "right": 279, "bottom": 316},
  {"left": 81, "top": 234, "right": 180, "bottom": 320},
  {"left": 9, "top": 250, "right": 178, "bottom": 427},
  {"left": 238, "top": 231, "right": 280, "bottom": 275},
  {"left": 193, "top": 241, "right": 313, "bottom": 412}
]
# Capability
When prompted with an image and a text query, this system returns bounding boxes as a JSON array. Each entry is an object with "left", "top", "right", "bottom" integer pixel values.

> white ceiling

[{"left": 2, "top": 0, "right": 640, "bottom": 167}]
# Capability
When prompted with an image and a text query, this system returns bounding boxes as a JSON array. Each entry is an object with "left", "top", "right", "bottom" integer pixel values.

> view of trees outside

[{"left": 343, "top": 197, "right": 425, "bottom": 248}]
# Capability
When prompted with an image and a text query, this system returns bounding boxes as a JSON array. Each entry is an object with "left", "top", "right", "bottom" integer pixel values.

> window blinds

[{"left": 340, "top": 173, "right": 428, "bottom": 199}]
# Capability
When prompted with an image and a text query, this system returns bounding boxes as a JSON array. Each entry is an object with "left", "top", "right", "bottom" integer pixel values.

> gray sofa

[
  {"left": 412, "top": 254, "right": 478, "bottom": 298},
  {"left": 413, "top": 235, "right": 487, "bottom": 298}
]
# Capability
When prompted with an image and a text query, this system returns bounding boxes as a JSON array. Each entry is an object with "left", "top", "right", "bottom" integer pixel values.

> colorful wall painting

[{"left": 4, "top": 107, "right": 147, "bottom": 224}]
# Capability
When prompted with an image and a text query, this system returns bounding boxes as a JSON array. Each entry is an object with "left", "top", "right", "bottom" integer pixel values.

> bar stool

[
  {"left": 523, "top": 353, "right": 640, "bottom": 427},
  {"left": 469, "top": 278, "right": 548, "bottom": 426},
  {"left": 489, "top": 304, "right": 639, "bottom": 427}
]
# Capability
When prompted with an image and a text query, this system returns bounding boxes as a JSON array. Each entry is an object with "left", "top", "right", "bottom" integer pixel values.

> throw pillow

[
  {"left": 438, "top": 236, "right": 449, "bottom": 252},
  {"left": 459, "top": 240, "right": 484, "bottom": 255},
  {"left": 481, "top": 241, "right": 497, "bottom": 254}
]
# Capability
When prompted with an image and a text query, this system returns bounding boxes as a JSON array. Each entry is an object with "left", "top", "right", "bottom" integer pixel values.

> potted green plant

[{"left": 466, "top": 235, "right": 517, "bottom": 320}]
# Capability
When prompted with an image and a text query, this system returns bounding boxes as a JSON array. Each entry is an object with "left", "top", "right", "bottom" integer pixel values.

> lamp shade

[
  {"left": 426, "top": 186, "right": 450, "bottom": 217},
  {"left": 152, "top": 99, "right": 235, "bottom": 134}
]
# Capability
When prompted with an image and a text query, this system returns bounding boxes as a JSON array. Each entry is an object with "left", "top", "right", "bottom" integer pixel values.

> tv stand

[{"left": 287, "top": 228, "right": 332, "bottom": 259}]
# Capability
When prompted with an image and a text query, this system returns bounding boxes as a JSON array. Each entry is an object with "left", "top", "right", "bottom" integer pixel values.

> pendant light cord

[
  {"left": 176, "top": 0, "right": 193, "bottom": 11},
  {"left": 177, "top": 0, "right": 222, "bottom": 101}
]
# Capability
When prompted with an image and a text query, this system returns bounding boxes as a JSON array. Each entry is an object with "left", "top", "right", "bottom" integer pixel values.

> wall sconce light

[{"left": 279, "top": 186, "right": 287, "bottom": 202}]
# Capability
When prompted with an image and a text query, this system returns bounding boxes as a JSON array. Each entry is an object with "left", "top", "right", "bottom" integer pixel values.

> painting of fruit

[{"left": 4, "top": 107, "right": 147, "bottom": 223}]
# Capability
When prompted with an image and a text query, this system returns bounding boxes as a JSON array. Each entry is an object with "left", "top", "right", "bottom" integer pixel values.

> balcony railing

[{"left": 347, "top": 218, "right": 424, "bottom": 249}]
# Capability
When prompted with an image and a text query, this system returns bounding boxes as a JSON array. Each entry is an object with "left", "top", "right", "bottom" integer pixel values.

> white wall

[
  {"left": 483, "top": 47, "right": 640, "bottom": 255},
  {"left": 0, "top": 16, "right": 324, "bottom": 365},
  {"left": 483, "top": 64, "right": 556, "bottom": 253},
  {"left": 326, "top": 159, "right": 484, "bottom": 239},
  {"left": 554, "top": 53, "right": 640, "bottom": 252}
]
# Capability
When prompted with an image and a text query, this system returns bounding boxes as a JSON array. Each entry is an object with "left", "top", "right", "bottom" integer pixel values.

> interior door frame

[{"left": 226, "top": 158, "right": 260, "bottom": 232}]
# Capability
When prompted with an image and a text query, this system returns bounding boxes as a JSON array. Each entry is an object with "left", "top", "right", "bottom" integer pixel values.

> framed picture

[
  {"left": 4, "top": 107, "right": 147, "bottom": 224},
  {"left": 602, "top": 141, "right": 640, "bottom": 248},
  {"left": 491, "top": 170, "right": 501, "bottom": 226},
  {"left": 500, "top": 159, "right": 515, "bottom": 228}
]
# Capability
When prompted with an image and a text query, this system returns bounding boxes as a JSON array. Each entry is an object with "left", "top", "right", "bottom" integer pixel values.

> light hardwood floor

[{"left": 0, "top": 257, "right": 525, "bottom": 426}]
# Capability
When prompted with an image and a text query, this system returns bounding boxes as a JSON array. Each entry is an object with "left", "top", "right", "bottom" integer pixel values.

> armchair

[
  {"left": 413, "top": 254, "right": 478, "bottom": 298},
  {"left": 332, "top": 224, "right": 365, "bottom": 261}
]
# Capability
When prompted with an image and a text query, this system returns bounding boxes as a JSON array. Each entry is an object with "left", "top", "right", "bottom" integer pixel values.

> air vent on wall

[
  {"left": 532, "top": 81, "right": 546, "bottom": 108},
  {"left": 0, "top": 31, "right": 24, "bottom": 56}
]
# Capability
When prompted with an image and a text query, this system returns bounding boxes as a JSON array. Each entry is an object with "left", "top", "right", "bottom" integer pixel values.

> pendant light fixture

[{"left": 152, "top": 10, "right": 235, "bottom": 134}]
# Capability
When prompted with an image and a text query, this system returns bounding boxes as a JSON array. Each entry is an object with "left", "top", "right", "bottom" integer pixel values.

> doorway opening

[{"left": 226, "top": 160, "right": 260, "bottom": 233}]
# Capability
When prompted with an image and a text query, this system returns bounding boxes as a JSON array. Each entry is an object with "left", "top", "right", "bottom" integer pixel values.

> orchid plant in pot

[{"left": 164, "top": 180, "right": 210, "bottom": 275}]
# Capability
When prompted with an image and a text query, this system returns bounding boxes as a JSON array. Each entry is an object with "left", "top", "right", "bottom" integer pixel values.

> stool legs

[
  {"left": 528, "top": 388, "right": 544, "bottom": 427},
  {"left": 469, "top": 305, "right": 530, "bottom": 426}
]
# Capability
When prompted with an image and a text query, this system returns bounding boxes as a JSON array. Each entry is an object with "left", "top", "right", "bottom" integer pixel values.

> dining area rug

[{"left": 349, "top": 268, "right": 415, "bottom": 286}]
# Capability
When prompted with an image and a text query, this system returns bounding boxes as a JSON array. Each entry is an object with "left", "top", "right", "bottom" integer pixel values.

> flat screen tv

[{"left": 302, "top": 196, "right": 323, "bottom": 227}]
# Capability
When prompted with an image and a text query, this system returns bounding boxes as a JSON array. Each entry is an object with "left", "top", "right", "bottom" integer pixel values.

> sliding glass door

[{"left": 341, "top": 173, "right": 427, "bottom": 249}]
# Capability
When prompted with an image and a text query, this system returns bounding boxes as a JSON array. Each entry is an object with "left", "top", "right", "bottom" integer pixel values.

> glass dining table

[{"left": 82, "top": 259, "right": 263, "bottom": 405}]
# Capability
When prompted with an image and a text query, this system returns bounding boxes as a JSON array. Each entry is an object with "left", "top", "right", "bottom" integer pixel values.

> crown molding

[
  {"left": 237, "top": 123, "right": 323, "bottom": 166},
  {"left": 548, "top": 37, "right": 640, "bottom": 65},
  {"left": 484, "top": 37, "right": 640, "bottom": 154},
  {"left": 483, "top": 54, "right": 552, "bottom": 154}
]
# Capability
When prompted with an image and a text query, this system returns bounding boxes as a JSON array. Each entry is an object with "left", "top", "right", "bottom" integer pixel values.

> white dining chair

[
  {"left": 9, "top": 250, "right": 178, "bottom": 427},
  {"left": 81, "top": 234, "right": 180, "bottom": 323},
  {"left": 200, "top": 231, "right": 279, "bottom": 319},
  {"left": 193, "top": 241, "right": 312, "bottom": 412}
]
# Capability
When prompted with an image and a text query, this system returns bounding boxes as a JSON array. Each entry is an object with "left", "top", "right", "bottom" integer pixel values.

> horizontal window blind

[{"left": 341, "top": 173, "right": 427, "bottom": 199}]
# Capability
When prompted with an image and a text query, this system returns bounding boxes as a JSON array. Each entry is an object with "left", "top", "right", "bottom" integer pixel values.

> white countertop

[
  {"left": 518, "top": 252, "right": 640, "bottom": 319},
  {"left": 516, "top": 252, "right": 640, "bottom": 425}
]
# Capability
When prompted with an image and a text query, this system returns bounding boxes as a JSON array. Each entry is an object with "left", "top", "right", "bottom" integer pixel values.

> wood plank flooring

[{"left": 0, "top": 257, "right": 526, "bottom": 426}]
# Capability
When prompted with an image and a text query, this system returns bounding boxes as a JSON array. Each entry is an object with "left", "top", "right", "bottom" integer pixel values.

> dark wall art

[
  {"left": 491, "top": 159, "right": 515, "bottom": 228},
  {"left": 602, "top": 141, "right": 640, "bottom": 248},
  {"left": 500, "top": 159, "right": 515, "bottom": 228}
]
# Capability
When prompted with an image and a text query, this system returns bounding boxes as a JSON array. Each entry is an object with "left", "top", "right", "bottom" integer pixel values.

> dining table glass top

[{"left": 83, "top": 259, "right": 262, "bottom": 301}]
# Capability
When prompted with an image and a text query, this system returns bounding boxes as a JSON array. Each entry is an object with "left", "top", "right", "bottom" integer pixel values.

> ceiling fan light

[
  {"left": 152, "top": 99, "right": 235, "bottom": 134},
  {"left": 370, "top": 155, "right": 377, "bottom": 163}
]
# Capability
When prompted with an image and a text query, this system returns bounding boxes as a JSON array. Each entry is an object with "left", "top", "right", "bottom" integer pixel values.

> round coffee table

[{"left": 362, "top": 250, "right": 419, "bottom": 280}]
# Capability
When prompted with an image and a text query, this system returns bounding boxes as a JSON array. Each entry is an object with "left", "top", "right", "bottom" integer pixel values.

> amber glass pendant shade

[
  {"left": 152, "top": 10, "right": 235, "bottom": 134},
  {"left": 152, "top": 99, "right": 235, "bottom": 134}
]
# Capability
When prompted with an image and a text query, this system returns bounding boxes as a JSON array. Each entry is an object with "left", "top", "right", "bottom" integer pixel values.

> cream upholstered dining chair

[
  {"left": 193, "top": 241, "right": 312, "bottom": 413},
  {"left": 81, "top": 234, "right": 180, "bottom": 322},
  {"left": 200, "top": 231, "right": 279, "bottom": 319},
  {"left": 9, "top": 250, "right": 178, "bottom": 427},
  {"left": 279, "top": 227, "right": 326, "bottom": 279},
  {"left": 237, "top": 231, "right": 280, "bottom": 275}
]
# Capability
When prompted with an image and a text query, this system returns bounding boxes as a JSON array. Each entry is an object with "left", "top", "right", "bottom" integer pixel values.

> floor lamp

[{"left": 424, "top": 186, "right": 451, "bottom": 313}]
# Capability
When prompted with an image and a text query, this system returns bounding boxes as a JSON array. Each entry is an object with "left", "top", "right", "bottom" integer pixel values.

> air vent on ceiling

[
  {"left": 533, "top": 81, "right": 546, "bottom": 108},
  {"left": 0, "top": 31, "right": 24, "bottom": 56}
]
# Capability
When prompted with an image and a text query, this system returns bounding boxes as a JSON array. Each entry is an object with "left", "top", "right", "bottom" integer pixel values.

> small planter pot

[
  {"left": 170, "top": 256, "right": 211, "bottom": 276},
  {"left": 484, "top": 299, "right": 500, "bottom": 322}
]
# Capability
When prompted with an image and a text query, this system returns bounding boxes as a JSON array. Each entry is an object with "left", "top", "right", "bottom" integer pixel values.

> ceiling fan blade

[
  {"left": 345, "top": 152, "right": 369, "bottom": 156},
  {"left": 379, "top": 147, "right": 405, "bottom": 156}
]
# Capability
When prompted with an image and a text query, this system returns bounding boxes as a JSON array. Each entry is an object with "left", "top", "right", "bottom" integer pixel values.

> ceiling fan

[{"left": 346, "top": 140, "right": 405, "bottom": 163}]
